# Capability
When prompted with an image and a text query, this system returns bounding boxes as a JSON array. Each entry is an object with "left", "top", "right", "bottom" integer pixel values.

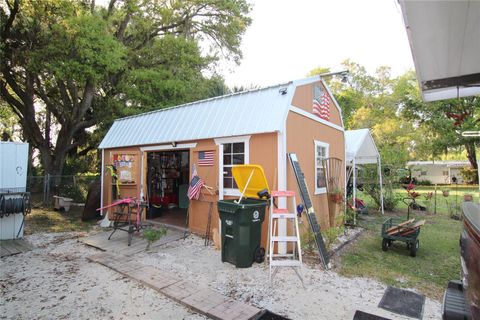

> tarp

[{"left": 345, "top": 129, "right": 379, "bottom": 165}]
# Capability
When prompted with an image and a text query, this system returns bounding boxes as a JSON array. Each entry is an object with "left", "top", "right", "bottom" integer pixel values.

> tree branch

[
  {"left": 107, "top": 0, "right": 117, "bottom": 17},
  {"left": 0, "top": 80, "right": 24, "bottom": 116},
  {"left": 1, "top": 0, "right": 19, "bottom": 40},
  {"left": 116, "top": 12, "right": 131, "bottom": 42},
  {"left": 76, "top": 80, "right": 95, "bottom": 119},
  {"left": 58, "top": 80, "right": 73, "bottom": 110}
]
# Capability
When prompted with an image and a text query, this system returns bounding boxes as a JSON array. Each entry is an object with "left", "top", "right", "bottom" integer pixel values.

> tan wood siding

[
  {"left": 286, "top": 111, "right": 345, "bottom": 229},
  {"left": 291, "top": 82, "right": 343, "bottom": 127}
]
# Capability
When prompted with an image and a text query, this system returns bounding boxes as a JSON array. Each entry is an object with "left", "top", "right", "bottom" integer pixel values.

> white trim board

[
  {"left": 214, "top": 135, "right": 251, "bottom": 197},
  {"left": 321, "top": 79, "right": 345, "bottom": 128},
  {"left": 314, "top": 140, "right": 329, "bottom": 195},
  {"left": 140, "top": 143, "right": 197, "bottom": 152},
  {"left": 289, "top": 106, "right": 344, "bottom": 132}
]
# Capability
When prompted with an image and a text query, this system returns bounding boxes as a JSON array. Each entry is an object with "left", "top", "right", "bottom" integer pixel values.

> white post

[
  {"left": 352, "top": 158, "right": 357, "bottom": 225},
  {"left": 277, "top": 130, "right": 287, "bottom": 255},
  {"left": 377, "top": 156, "right": 385, "bottom": 215},
  {"left": 99, "top": 149, "right": 111, "bottom": 227},
  {"left": 352, "top": 159, "right": 357, "bottom": 209},
  {"left": 140, "top": 151, "right": 145, "bottom": 200},
  {"left": 477, "top": 160, "right": 480, "bottom": 205}
]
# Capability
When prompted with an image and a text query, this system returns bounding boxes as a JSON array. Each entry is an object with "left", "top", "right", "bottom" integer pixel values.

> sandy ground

[
  {"left": 1, "top": 231, "right": 442, "bottom": 320},
  {"left": 0, "top": 232, "right": 205, "bottom": 320}
]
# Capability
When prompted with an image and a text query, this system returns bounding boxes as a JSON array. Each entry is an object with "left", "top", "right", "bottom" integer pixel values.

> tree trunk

[{"left": 465, "top": 141, "right": 478, "bottom": 183}]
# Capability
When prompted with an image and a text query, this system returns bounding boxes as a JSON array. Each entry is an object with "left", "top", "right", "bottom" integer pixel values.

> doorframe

[{"left": 140, "top": 143, "right": 197, "bottom": 201}]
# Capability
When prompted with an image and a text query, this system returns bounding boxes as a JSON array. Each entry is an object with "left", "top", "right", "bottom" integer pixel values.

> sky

[{"left": 221, "top": 0, "right": 415, "bottom": 87}]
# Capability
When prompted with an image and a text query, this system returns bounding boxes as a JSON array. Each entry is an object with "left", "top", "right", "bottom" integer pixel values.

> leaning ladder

[{"left": 268, "top": 190, "right": 303, "bottom": 285}]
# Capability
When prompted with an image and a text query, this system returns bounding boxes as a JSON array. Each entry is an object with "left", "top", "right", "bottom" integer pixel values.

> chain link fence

[
  {"left": 353, "top": 164, "right": 479, "bottom": 216},
  {"left": 26, "top": 175, "right": 99, "bottom": 208}
]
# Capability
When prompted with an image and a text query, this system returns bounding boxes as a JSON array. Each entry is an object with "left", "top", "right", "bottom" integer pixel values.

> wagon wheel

[
  {"left": 410, "top": 240, "right": 419, "bottom": 257},
  {"left": 382, "top": 239, "right": 389, "bottom": 251}
]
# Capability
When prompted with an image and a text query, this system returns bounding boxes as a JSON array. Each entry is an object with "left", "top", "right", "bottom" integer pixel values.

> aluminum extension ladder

[{"left": 268, "top": 190, "right": 304, "bottom": 285}]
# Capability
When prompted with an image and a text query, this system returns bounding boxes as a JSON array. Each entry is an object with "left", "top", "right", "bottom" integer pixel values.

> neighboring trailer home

[
  {"left": 99, "top": 76, "right": 345, "bottom": 247},
  {"left": 407, "top": 160, "right": 471, "bottom": 184}
]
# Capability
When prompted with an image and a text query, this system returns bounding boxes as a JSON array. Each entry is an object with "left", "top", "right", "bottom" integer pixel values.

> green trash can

[{"left": 218, "top": 198, "right": 267, "bottom": 268}]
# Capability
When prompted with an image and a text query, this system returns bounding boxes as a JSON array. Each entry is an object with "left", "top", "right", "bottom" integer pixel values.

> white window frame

[
  {"left": 314, "top": 140, "right": 329, "bottom": 195},
  {"left": 214, "top": 135, "right": 250, "bottom": 197}
]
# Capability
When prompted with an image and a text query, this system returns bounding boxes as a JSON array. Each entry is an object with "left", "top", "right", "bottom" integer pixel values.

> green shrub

[
  {"left": 300, "top": 227, "right": 316, "bottom": 254},
  {"left": 417, "top": 179, "right": 433, "bottom": 186},
  {"left": 360, "top": 165, "right": 403, "bottom": 211},
  {"left": 143, "top": 227, "right": 167, "bottom": 250},
  {"left": 460, "top": 167, "right": 478, "bottom": 184}
]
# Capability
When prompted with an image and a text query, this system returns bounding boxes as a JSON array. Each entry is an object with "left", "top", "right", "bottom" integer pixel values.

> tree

[
  {"left": 315, "top": 60, "right": 415, "bottom": 167},
  {"left": 401, "top": 86, "right": 479, "bottom": 182},
  {"left": 0, "top": 0, "right": 251, "bottom": 176}
]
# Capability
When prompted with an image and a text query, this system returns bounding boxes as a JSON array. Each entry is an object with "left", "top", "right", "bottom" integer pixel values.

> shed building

[{"left": 99, "top": 76, "right": 345, "bottom": 247}]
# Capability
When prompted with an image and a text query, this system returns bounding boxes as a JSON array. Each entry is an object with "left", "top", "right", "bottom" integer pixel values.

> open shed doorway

[{"left": 147, "top": 150, "right": 189, "bottom": 228}]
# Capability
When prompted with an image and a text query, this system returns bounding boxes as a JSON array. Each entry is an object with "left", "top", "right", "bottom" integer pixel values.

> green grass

[
  {"left": 25, "top": 207, "right": 96, "bottom": 235},
  {"left": 338, "top": 208, "right": 462, "bottom": 300}
]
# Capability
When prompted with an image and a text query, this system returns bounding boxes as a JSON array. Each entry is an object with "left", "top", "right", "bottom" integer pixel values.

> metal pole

[
  {"left": 434, "top": 184, "right": 437, "bottom": 214},
  {"left": 377, "top": 156, "right": 385, "bottom": 215},
  {"left": 352, "top": 157, "right": 357, "bottom": 226}
]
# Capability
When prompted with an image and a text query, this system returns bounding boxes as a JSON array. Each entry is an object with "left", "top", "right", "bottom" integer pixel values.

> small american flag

[
  {"left": 313, "top": 86, "right": 330, "bottom": 121},
  {"left": 187, "top": 165, "right": 204, "bottom": 200},
  {"left": 198, "top": 150, "right": 214, "bottom": 166}
]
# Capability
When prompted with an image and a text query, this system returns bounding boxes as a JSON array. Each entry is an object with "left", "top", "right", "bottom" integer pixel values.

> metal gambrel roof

[
  {"left": 99, "top": 82, "right": 296, "bottom": 149},
  {"left": 345, "top": 129, "right": 379, "bottom": 165}
]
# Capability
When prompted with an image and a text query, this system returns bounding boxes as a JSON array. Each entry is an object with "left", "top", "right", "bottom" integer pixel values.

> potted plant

[
  {"left": 443, "top": 190, "right": 450, "bottom": 197},
  {"left": 329, "top": 188, "right": 344, "bottom": 204}
]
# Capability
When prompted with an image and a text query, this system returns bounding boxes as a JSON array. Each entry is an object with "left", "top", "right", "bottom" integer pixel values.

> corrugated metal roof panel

[{"left": 99, "top": 83, "right": 295, "bottom": 149}]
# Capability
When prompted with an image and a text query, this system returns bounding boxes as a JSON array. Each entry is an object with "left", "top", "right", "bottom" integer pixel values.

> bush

[
  {"left": 416, "top": 179, "right": 433, "bottom": 186},
  {"left": 460, "top": 167, "right": 478, "bottom": 184},
  {"left": 143, "top": 227, "right": 167, "bottom": 250},
  {"left": 360, "top": 165, "right": 402, "bottom": 211},
  {"left": 61, "top": 184, "right": 85, "bottom": 202}
]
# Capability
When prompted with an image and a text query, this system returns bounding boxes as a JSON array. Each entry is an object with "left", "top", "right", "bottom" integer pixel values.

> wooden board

[
  {"left": 386, "top": 219, "right": 415, "bottom": 235},
  {"left": 398, "top": 220, "right": 426, "bottom": 236},
  {"left": 0, "top": 239, "right": 33, "bottom": 258},
  {"left": 79, "top": 228, "right": 184, "bottom": 256}
]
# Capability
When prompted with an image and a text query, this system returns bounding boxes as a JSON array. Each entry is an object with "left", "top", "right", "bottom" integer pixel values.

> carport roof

[
  {"left": 399, "top": 0, "right": 480, "bottom": 102},
  {"left": 345, "top": 129, "right": 379, "bottom": 165}
]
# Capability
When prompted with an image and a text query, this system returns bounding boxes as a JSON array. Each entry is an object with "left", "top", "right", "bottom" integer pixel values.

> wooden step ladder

[{"left": 268, "top": 190, "right": 303, "bottom": 285}]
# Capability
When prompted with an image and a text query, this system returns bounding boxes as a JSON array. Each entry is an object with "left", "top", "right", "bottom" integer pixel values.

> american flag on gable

[
  {"left": 198, "top": 150, "right": 214, "bottom": 166},
  {"left": 313, "top": 85, "right": 331, "bottom": 121}
]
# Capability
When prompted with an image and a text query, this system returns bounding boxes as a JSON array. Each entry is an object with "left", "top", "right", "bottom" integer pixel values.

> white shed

[
  {"left": 0, "top": 142, "right": 29, "bottom": 239},
  {"left": 345, "top": 129, "right": 384, "bottom": 214}
]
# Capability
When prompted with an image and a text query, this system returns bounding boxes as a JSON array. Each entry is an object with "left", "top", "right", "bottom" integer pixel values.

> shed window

[
  {"left": 420, "top": 171, "right": 427, "bottom": 176},
  {"left": 443, "top": 171, "right": 449, "bottom": 176},
  {"left": 314, "top": 140, "right": 329, "bottom": 194},
  {"left": 215, "top": 135, "right": 251, "bottom": 196},
  {"left": 222, "top": 142, "right": 245, "bottom": 189}
]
